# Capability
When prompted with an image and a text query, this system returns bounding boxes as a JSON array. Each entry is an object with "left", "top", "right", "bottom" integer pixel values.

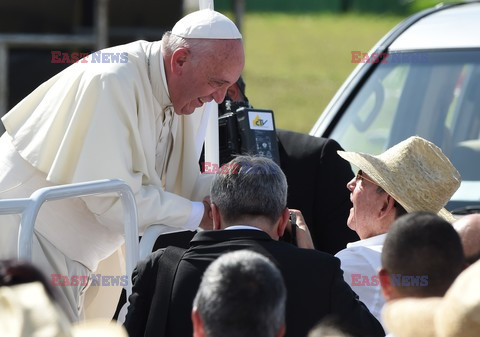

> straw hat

[
  {"left": 172, "top": 9, "right": 242, "bottom": 40},
  {"left": 337, "top": 136, "right": 461, "bottom": 222},
  {"left": 0, "top": 282, "right": 127, "bottom": 337},
  {"left": 382, "top": 259, "right": 480, "bottom": 337}
]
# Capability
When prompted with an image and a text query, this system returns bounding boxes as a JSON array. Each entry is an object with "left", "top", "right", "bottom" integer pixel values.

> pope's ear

[{"left": 171, "top": 48, "right": 189, "bottom": 74}]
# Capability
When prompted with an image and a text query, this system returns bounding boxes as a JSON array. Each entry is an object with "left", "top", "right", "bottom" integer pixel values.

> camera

[
  {"left": 280, "top": 212, "right": 297, "bottom": 246},
  {"left": 218, "top": 99, "right": 280, "bottom": 166}
]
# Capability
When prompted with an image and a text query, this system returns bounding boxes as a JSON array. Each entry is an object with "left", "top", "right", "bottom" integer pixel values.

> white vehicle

[{"left": 311, "top": 1, "right": 480, "bottom": 215}]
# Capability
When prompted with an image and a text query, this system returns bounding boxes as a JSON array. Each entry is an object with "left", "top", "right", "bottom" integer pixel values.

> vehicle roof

[{"left": 389, "top": 2, "right": 480, "bottom": 51}]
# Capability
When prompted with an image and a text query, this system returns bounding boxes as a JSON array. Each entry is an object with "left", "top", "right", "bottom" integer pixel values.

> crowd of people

[{"left": 1, "top": 7, "right": 479, "bottom": 337}]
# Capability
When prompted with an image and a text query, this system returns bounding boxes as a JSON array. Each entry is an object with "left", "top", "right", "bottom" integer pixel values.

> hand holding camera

[{"left": 286, "top": 209, "right": 315, "bottom": 249}]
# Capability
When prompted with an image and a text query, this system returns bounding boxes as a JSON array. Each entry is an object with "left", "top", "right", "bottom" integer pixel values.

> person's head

[
  {"left": 162, "top": 9, "right": 245, "bottom": 115},
  {"left": 307, "top": 319, "right": 353, "bottom": 337},
  {"left": 192, "top": 250, "right": 287, "bottom": 337},
  {"left": 454, "top": 214, "right": 480, "bottom": 265},
  {"left": 226, "top": 76, "right": 248, "bottom": 103},
  {"left": 218, "top": 76, "right": 250, "bottom": 115},
  {"left": 338, "top": 136, "right": 461, "bottom": 239},
  {"left": 0, "top": 259, "right": 56, "bottom": 302},
  {"left": 210, "top": 155, "right": 289, "bottom": 240},
  {"left": 0, "top": 282, "right": 128, "bottom": 337},
  {"left": 380, "top": 212, "right": 465, "bottom": 301},
  {"left": 382, "top": 259, "right": 480, "bottom": 337}
]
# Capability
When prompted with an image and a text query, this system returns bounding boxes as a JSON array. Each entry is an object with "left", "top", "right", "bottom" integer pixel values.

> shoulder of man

[
  {"left": 335, "top": 244, "right": 382, "bottom": 261},
  {"left": 268, "top": 240, "right": 342, "bottom": 269},
  {"left": 334, "top": 245, "right": 382, "bottom": 281},
  {"left": 132, "top": 248, "right": 167, "bottom": 280}
]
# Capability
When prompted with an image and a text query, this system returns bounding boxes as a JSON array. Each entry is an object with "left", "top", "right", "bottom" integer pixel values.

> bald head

[{"left": 454, "top": 214, "right": 480, "bottom": 264}]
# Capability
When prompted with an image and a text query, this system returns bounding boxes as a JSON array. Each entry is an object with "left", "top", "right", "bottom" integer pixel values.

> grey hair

[
  {"left": 210, "top": 155, "right": 288, "bottom": 224},
  {"left": 375, "top": 185, "right": 407, "bottom": 218},
  {"left": 193, "top": 250, "right": 287, "bottom": 337},
  {"left": 161, "top": 31, "right": 223, "bottom": 65}
]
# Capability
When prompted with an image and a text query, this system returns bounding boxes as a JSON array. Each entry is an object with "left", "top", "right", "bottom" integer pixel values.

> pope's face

[{"left": 170, "top": 39, "right": 245, "bottom": 115}]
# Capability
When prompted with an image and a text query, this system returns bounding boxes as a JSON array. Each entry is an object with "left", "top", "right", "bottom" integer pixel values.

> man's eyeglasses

[
  {"left": 355, "top": 170, "right": 378, "bottom": 186},
  {"left": 355, "top": 170, "right": 406, "bottom": 214}
]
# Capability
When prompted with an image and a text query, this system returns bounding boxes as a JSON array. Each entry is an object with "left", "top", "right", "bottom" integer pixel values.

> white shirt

[
  {"left": 225, "top": 225, "right": 263, "bottom": 231},
  {"left": 335, "top": 233, "right": 387, "bottom": 329}
]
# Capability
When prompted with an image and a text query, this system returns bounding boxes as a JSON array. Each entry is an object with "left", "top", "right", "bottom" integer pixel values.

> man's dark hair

[
  {"left": 210, "top": 155, "right": 287, "bottom": 224},
  {"left": 0, "top": 259, "right": 57, "bottom": 301},
  {"left": 382, "top": 212, "right": 464, "bottom": 297},
  {"left": 193, "top": 250, "right": 286, "bottom": 337}
]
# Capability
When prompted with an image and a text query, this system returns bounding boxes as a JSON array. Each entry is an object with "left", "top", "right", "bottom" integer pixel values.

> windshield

[{"left": 329, "top": 50, "right": 480, "bottom": 210}]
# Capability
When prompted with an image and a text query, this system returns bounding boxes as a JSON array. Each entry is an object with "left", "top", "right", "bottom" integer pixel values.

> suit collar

[{"left": 191, "top": 229, "right": 273, "bottom": 245}]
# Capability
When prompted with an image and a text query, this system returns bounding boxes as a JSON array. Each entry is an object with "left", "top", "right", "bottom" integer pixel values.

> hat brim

[
  {"left": 382, "top": 297, "right": 441, "bottom": 337},
  {"left": 337, "top": 150, "right": 457, "bottom": 223},
  {"left": 72, "top": 320, "right": 128, "bottom": 337},
  {"left": 438, "top": 207, "right": 457, "bottom": 223}
]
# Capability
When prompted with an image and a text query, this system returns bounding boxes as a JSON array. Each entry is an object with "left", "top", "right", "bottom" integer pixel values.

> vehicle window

[
  {"left": 330, "top": 62, "right": 409, "bottom": 155},
  {"left": 329, "top": 50, "right": 480, "bottom": 206}
]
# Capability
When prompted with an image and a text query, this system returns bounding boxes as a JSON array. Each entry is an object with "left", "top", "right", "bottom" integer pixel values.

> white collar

[
  {"left": 146, "top": 41, "right": 172, "bottom": 111},
  {"left": 225, "top": 225, "right": 263, "bottom": 231},
  {"left": 346, "top": 233, "right": 387, "bottom": 248},
  {"left": 159, "top": 47, "right": 171, "bottom": 102}
]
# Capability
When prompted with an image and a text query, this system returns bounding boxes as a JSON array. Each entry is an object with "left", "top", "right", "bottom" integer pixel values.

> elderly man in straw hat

[
  {"left": 382, "top": 259, "right": 480, "bottom": 337},
  {"left": 333, "top": 136, "right": 461, "bottom": 327},
  {"left": 0, "top": 8, "right": 244, "bottom": 321}
]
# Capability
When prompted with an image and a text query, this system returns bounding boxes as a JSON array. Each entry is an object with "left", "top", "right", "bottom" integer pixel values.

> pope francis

[{"left": 0, "top": 9, "right": 244, "bottom": 321}]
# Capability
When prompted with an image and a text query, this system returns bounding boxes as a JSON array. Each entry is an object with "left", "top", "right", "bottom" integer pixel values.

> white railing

[
  {"left": 0, "top": 178, "right": 139, "bottom": 300},
  {"left": 138, "top": 224, "right": 186, "bottom": 261}
]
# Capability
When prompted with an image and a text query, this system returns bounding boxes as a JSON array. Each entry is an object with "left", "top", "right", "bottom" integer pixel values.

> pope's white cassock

[{"left": 0, "top": 40, "right": 213, "bottom": 320}]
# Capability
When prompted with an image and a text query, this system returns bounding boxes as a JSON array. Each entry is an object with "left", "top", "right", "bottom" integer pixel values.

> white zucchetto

[{"left": 172, "top": 9, "right": 242, "bottom": 40}]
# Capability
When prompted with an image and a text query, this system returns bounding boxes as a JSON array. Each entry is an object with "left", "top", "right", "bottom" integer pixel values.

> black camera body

[{"left": 218, "top": 102, "right": 280, "bottom": 166}]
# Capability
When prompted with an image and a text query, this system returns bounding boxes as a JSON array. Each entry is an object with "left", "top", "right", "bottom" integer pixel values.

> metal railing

[
  {"left": 0, "top": 178, "right": 139, "bottom": 299},
  {"left": 138, "top": 224, "right": 187, "bottom": 261}
]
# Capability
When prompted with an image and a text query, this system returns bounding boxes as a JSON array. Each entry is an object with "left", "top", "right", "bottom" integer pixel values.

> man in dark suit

[
  {"left": 277, "top": 129, "right": 359, "bottom": 254},
  {"left": 124, "top": 156, "right": 384, "bottom": 337}
]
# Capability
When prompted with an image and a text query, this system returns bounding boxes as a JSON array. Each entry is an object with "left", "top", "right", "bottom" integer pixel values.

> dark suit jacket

[
  {"left": 277, "top": 129, "right": 359, "bottom": 254},
  {"left": 124, "top": 230, "right": 384, "bottom": 337}
]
